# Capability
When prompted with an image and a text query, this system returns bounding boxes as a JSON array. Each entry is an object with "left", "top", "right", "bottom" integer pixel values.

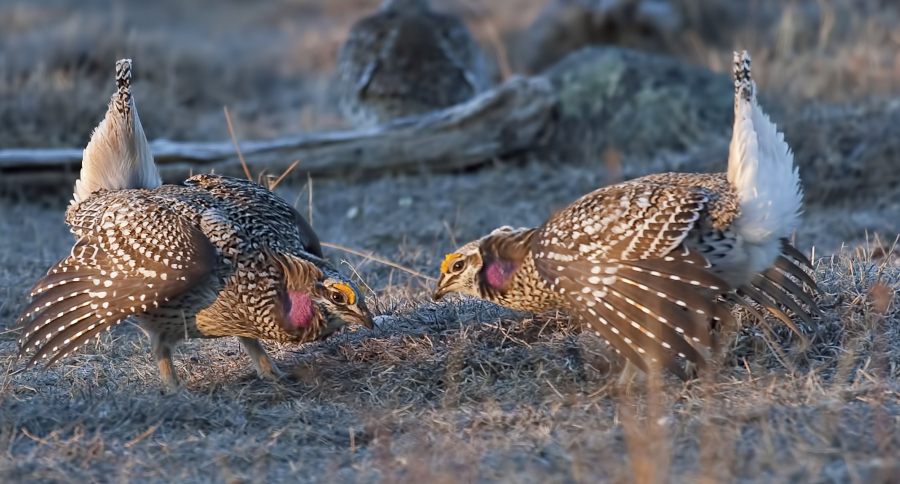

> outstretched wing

[
  {"left": 532, "top": 182, "right": 733, "bottom": 379},
  {"left": 534, "top": 247, "right": 733, "bottom": 380},
  {"left": 17, "top": 191, "right": 217, "bottom": 367}
]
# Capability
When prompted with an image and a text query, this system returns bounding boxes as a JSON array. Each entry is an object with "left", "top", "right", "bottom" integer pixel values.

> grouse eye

[
  {"left": 452, "top": 260, "right": 465, "bottom": 272},
  {"left": 330, "top": 291, "right": 346, "bottom": 304}
]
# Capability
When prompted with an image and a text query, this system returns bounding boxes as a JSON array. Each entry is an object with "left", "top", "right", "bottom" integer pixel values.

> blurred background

[{"left": 2, "top": 0, "right": 899, "bottom": 147}]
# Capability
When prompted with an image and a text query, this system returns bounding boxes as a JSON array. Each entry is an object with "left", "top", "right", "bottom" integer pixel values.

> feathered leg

[
  {"left": 150, "top": 331, "right": 181, "bottom": 394},
  {"left": 239, "top": 337, "right": 285, "bottom": 381}
]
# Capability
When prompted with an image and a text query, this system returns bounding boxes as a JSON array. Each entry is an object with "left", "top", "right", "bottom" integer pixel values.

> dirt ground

[{"left": 1, "top": 0, "right": 900, "bottom": 482}]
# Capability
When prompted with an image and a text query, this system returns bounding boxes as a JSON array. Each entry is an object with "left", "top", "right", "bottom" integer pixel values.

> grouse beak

[
  {"left": 360, "top": 313, "right": 375, "bottom": 330},
  {"left": 350, "top": 305, "right": 375, "bottom": 330},
  {"left": 432, "top": 283, "right": 449, "bottom": 302}
]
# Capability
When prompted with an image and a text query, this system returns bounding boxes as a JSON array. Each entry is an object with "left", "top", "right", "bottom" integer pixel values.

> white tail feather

[
  {"left": 72, "top": 59, "right": 161, "bottom": 205},
  {"left": 727, "top": 51, "right": 802, "bottom": 272}
]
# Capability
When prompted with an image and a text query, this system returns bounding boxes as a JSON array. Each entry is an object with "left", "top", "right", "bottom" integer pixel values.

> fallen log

[
  {"left": 0, "top": 75, "right": 557, "bottom": 190},
  {"left": 5, "top": 47, "right": 898, "bottom": 208}
]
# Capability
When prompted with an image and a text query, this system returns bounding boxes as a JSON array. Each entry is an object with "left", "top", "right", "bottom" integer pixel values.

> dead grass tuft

[{"left": 2, "top": 226, "right": 899, "bottom": 482}]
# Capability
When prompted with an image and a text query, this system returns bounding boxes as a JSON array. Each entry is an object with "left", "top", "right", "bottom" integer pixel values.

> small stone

[
  {"left": 346, "top": 206, "right": 360, "bottom": 219},
  {"left": 398, "top": 197, "right": 413, "bottom": 207}
]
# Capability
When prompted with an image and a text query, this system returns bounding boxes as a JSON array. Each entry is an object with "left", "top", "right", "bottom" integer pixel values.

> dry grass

[
  {"left": 2, "top": 0, "right": 900, "bottom": 482},
  {"left": 1, "top": 169, "right": 899, "bottom": 482},
  {"left": 1, "top": 216, "right": 898, "bottom": 482},
  {"left": 684, "top": 0, "right": 900, "bottom": 103}
]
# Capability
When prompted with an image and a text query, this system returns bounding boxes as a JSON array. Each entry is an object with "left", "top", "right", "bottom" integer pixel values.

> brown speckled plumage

[
  {"left": 639, "top": 172, "right": 739, "bottom": 230},
  {"left": 435, "top": 52, "right": 822, "bottom": 381},
  {"left": 16, "top": 60, "right": 373, "bottom": 393}
]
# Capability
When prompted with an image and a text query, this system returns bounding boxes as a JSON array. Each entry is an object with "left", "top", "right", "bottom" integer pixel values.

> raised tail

[
  {"left": 726, "top": 51, "right": 803, "bottom": 272},
  {"left": 72, "top": 59, "right": 161, "bottom": 205}
]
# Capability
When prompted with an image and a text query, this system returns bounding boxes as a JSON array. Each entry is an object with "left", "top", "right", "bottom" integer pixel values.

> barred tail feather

[
  {"left": 777, "top": 239, "right": 821, "bottom": 295},
  {"left": 761, "top": 267, "right": 821, "bottom": 317},
  {"left": 751, "top": 275, "right": 814, "bottom": 327},
  {"left": 73, "top": 59, "right": 160, "bottom": 205},
  {"left": 727, "top": 51, "right": 802, "bottom": 272},
  {"left": 734, "top": 262, "right": 822, "bottom": 340},
  {"left": 780, "top": 238, "right": 814, "bottom": 270},
  {"left": 737, "top": 285, "right": 803, "bottom": 337},
  {"left": 734, "top": 238, "right": 823, "bottom": 339},
  {"left": 773, "top": 255, "right": 820, "bottom": 293}
]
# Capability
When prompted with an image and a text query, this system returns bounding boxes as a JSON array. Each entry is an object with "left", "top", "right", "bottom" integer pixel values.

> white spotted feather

[
  {"left": 526, "top": 182, "right": 736, "bottom": 379},
  {"left": 16, "top": 193, "right": 217, "bottom": 367}
]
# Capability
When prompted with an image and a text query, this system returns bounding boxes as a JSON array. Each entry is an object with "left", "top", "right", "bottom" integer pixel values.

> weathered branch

[{"left": 0, "top": 75, "right": 557, "bottom": 188}]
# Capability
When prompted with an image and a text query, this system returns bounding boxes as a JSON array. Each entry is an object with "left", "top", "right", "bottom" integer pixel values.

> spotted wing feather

[
  {"left": 533, "top": 182, "right": 708, "bottom": 262},
  {"left": 535, "top": 248, "right": 731, "bottom": 380},
  {"left": 532, "top": 182, "right": 733, "bottom": 379},
  {"left": 17, "top": 192, "right": 217, "bottom": 367},
  {"left": 182, "top": 174, "right": 324, "bottom": 259}
]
